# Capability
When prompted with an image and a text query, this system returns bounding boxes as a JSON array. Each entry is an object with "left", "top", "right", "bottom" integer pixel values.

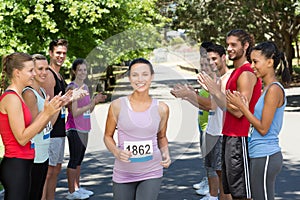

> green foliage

[
  {"left": 0, "top": 0, "right": 166, "bottom": 72},
  {"left": 166, "top": 0, "right": 300, "bottom": 73},
  {"left": 293, "top": 64, "right": 300, "bottom": 74}
]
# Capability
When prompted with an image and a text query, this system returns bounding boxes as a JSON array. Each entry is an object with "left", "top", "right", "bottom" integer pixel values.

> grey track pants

[
  {"left": 250, "top": 151, "right": 283, "bottom": 200},
  {"left": 113, "top": 177, "right": 162, "bottom": 200}
]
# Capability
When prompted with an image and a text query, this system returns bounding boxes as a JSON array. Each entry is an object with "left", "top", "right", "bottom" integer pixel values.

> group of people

[
  {"left": 0, "top": 28, "right": 290, "bottom": 200},
  {"left": 102, "top": 29, "right": 288, "bottom": 200},
  {"left": 172, "top": 29, "right": 290, "bottom": 200},
  {"left": 0, "top": 39, "right": 106, "bottom": 200}
]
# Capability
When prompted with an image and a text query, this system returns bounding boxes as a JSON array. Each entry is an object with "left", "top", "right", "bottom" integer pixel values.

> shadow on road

[
  {"left": 276, "top": 159, "right": 300, "bottom": 200},
  {"left": 55, "top": 142, "right": 300, "bottom": 200}
]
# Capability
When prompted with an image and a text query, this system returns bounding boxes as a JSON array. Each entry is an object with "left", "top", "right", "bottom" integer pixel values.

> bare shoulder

[
  {"left": 0, "top": 93, "right": 22, "bottom": 114},
  {"left": 43, "top": 70, "right": 55, "bottom": 86},
  {"left": 46, "top": 70, "right": 55, "bottom": 83},
  {"left": 41, "top": 71, "right": 55, "bottom": 97},
  {"left": 267, "top": 83, "right": 284, "bottom": 97},
  {"left": 158, "top": 101, "right": 169, "bottom": 115},
  {"left": 265, "top": 83, "right": 284, "bottom": 106},
  {"left": 110, "top": 98, "right": 122, "bottom": 115},
  {"left": 22, "top": 89, "right": 37, "bottom": 102},
  {"left": 237, "top": 70, "right": 257, "bottom": 90},
  {"left": 239, "top": 70, "right": 256, "bottom": 81}
]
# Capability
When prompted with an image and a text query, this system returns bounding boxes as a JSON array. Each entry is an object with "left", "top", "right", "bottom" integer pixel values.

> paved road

[{"left": 51, "top": 62, "right": 300, "bottom": 200}]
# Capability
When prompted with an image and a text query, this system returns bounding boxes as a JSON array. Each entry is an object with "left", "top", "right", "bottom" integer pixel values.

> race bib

[
  {"left": 61, "top": 107, "right": 66, "bottom": 118},
  {"left": 83, "top": 110, "right": 90, "bottom": 119},
  {"left": 30, "top": 140, "right": 35, "bottom": 149},
  {"left": 248, "top": 125, "right": 254, "bottom": 142},
  {"left": 124, "top": 140, "right": 153, "bottom": 163},
  {"left": 43, "top": 122, "right": 52, "bottom": 140}
]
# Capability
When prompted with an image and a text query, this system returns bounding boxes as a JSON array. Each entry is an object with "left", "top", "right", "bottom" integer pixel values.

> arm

[
  {"left": 197, "top": 72, "right": 226, "bottom": 110},
  {"left": 67, "top": 85, "right": 107, "bottom": 117},
  {"left": 103, "top": 100, "right": 131, "bottom": 162},
  {"left": 66, "top": 85, "right": 92, "bottom": 117},
  {"left": 228, "top": 71, "right": 257, "bottom": 118},
  {"left": 158, "top": 101, "right": 171, "bottom": 168},
  {"left": 226, "top": 85, "right": 283, "bottom": 135},
  {"left": 4, "top": 94, "right": 62, "bottom": 146},
  {"left": 170, "top": 84, "right": 212, "bottom": 110},
  {"left": 22, "top": 90, "right": 39, "bottom": 120}
]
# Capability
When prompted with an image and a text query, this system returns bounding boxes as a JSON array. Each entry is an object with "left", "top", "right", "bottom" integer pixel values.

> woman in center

[{"left": 104, "top": 58, "right": 171, "bottom": 200}]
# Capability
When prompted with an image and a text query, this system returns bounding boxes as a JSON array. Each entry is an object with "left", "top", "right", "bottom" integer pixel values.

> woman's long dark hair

[{"left": 251, "top": 41, "right": 291, "bottom": 85}]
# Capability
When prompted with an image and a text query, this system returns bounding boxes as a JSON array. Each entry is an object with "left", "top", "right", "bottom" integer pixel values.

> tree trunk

[{"left": 282, "top": 32, "right": 294, "bottom": 75}]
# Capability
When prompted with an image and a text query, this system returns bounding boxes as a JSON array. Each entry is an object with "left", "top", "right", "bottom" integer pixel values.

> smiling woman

[
  {"left": 22, "top": 54, "right": 55, "bottom": 200},
  {"left": 226, "top": 41, "right": 290, "bottom": 200},
  {"left": 0, "top": 52, "right": 62, "bottom": 200},
  {"left": 65, "top": 58, "right": 107, "bottom": 200},
  {"left": 104, "top": 58, "right": 171, "bottom": 200}
]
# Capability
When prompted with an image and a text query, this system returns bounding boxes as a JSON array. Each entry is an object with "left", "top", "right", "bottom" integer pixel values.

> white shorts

[{"left": 48, "top": 137, "right": 65, "bottom": 166}]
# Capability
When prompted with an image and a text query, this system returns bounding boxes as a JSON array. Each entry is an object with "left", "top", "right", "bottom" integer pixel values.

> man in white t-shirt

[{"left": 172, "top": 43, "right": 232, "bottom": 200}]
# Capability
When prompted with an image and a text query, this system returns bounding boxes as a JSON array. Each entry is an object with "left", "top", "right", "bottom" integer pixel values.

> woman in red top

[{"left": 0, "top": 52, "right": 62, "bottom": 200}]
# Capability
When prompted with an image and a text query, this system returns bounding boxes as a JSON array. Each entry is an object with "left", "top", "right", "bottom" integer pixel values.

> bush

[{"left": 293, "top": 66, "right": 300, "bottom": 74}]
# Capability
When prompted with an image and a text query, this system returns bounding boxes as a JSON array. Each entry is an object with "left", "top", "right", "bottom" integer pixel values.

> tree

[
  {"left": 0, "top": 0, "right": 165, "bottom": 67},
  {"left": 168, "top": 0, "right": 300, "bottom": 73}
]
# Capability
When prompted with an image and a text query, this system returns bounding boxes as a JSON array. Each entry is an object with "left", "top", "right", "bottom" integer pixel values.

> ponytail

[
  {"left": 278, "top": 52, "right": 291, "bottom": 86},
  {"left": 1, "top": 55, "right": 10, "bottom": 95}
]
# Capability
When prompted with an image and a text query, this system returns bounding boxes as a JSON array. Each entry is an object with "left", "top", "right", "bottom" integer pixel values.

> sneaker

[
  {"left": 66, "top": 191, "right": 89, "bottom": 199},
  {"left": 196, "top": 183, "right": 209, "bottom": 196},
  {"left": 193, "top": 177, "right": 208, "bottom": 190},
  {"left": 200, "top": 194, "right": 218, "bottom": 200},
  {"left": 77, "top": 187, "right": 94, "bottom": 196}
]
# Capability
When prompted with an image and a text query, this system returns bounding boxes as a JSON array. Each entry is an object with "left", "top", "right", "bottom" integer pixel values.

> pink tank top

[
  {"left": 113, "top": 97, "right": 163, "bottom": 183},
  {"left": 66, "top": 82, "right": 91, "bottom": 132}
]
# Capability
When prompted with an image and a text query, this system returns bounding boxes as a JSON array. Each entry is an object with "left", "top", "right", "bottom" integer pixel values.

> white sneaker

[
  {"left": 193, "top": 177, "right": 208, "bottom": 190},
  {"left": 66, "top": 191, "right": 89, "bottom": 199},
  {"left": 196, "top": 183, "right": 209, "bottom": 196},
  {"left": 200, "top": 194, "right": 219, "bottom": 200},
  {"left": 77, "top": 187, "right": 94, "bottom": 196}
]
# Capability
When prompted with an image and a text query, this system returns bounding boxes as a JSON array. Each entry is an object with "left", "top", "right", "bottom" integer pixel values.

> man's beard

[{"left": 229, "top": 49, "right": 244, "bottom": 61}]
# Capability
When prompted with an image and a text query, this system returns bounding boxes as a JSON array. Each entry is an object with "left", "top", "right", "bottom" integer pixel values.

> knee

[
  {"left": 47, "top": 165, "right": 61, "bottom": 176},
  {"left": 67, "top": 159, "right": 80, "bottom": 169},
  {"left": 53, "top": 165, "right": 62, "bottom": 175}
]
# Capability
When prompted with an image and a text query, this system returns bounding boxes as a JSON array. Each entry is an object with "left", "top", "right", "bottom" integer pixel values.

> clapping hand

[
  {"left": 93, "top": 92, "right": 107, "bottom": 104},
  {"left": 60, "top": 90, "right": 72, "bottom": 106},
  {"left": 226, "top": 90, "right": 249, "bottom": 109},
  {"left": 72, "top": 85, "right": 89, "bottom": 101},
  {"left": 43, "top": 95, "right": 63, "bottom": 116},
  {"left": 170, "top": 84, "right": 193, "bottom": 99},
  {"left": 197, "top": 71, "right": 220, "bottom": 94}
]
